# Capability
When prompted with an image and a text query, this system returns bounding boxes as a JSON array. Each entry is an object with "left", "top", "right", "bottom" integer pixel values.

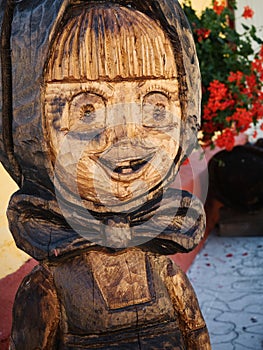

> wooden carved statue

[{"left": 0, "top": 0, "right": 211, "bottom": 348}]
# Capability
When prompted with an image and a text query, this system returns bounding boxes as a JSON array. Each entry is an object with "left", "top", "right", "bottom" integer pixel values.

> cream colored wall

[
  {"left": 189, "top": 0, "right": 211, "bottom": 12},
  {"left": 0, "top": 164, "right": 29, "bottom": 278},
  {"left": 179, "top": 0, "right": 211, "bottom": 13}
]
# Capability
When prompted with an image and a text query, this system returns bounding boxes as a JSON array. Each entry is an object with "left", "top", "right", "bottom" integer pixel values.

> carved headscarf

[{"left": 0, "top": 0, "right": 204, "bottom": 260}]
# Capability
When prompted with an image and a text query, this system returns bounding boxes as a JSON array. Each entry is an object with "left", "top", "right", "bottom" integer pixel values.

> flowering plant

[{"left": 182, "top": 0, "right": 263, "bottom": 150}]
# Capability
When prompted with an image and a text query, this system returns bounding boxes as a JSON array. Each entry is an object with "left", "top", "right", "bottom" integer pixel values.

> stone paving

[{"left": 187, "top": 232, "right": 263, "bottom": 350}]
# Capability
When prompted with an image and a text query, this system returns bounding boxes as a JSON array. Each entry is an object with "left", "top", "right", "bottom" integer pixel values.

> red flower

[
  {"left": 228, "top": 71, "right": 244, "bottom": 84},
  {"left": 228, "top": 108, "right": 253, "bottom": 131},
  {"left": 251, "top": 102, "right": 263, "bottom": 120},
  {"left": 196, "top": 28, "right": 211, "bottom": 42},
  {"left": 251, "top": 53, "right": 263, "bottom": 79},
  {"left": 215, "top": 128, "right": 236, "bottom": 151},
  {"left": 203, "top": 121, "right": 217, "bottom": 134},
  {"left": 242, "top": 6, "right": 254, "bottom": 19},
  {"left": 182, "top": 157, "right": 190, "bottom": 166},
  {"left": 213, "top": 0, "right": 226, "bottom": 15},
  {"left": 219, "top": 99, "right": 235, "bottom": 111},
  {"left": 246, "top": 74, "right": 257, "bottom": 92},
  {"left": 208, "top": 80, "right": 229, "bottom": 101},
  {"left": 203, "top": 80, "right": 235, "bottom": 122}
]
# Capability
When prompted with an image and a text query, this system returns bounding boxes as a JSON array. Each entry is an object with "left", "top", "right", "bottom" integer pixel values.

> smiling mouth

[{"left": 98, "top": 154, "right": 154, "bottom": 176}]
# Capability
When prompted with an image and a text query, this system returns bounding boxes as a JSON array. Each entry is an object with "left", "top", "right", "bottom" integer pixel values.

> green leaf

[{"left": 241, "top": 24, "right": 249, "bottom": 31}]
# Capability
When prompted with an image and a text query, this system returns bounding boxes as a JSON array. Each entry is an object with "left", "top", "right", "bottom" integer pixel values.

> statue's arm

[
  {"left": 10, "top": 264, "right": 60, "bottom": 350},
  {"left": 165, "top": 261, "right": 211, "bottom": 349}
]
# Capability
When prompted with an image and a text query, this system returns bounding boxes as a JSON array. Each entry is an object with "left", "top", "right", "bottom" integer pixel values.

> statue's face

[
  {"left": 44, "top": 4, "right": 183, "bottom": 212},
  {"left": 45, "top": 78, "right": 181, "bottom": 209}
]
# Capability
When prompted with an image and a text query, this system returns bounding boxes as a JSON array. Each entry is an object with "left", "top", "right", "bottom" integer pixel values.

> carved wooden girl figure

[{"left": 0, "top": 0, "right": 211, "bottom": 348}]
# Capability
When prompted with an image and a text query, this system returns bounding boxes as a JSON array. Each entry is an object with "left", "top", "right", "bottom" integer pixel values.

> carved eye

[
  {"left": 80, "top": 104, "right": 96, "bottom": 122},
  {"left": 69, "top": 93, "right": 106, "bottom": 131},
  {"left": 143, "top": 92, "right": 172, "bottom": 128}
]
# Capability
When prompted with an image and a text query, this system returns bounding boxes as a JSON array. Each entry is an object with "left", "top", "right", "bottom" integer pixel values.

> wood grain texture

[
  {"left": 10, "top": 250, "right": 210, "bottom": 349},
  {"left": 0, "top": 0, "right": 210, "bottom": 348},
  {"left": 88, "top": 249, "right": 151, "bottom": 309},
  {"left": 46, "top": 5, "right": 177, "bottom": 81},
  {"left": 0, "top": 0, "right": 201, "bottom": 188}
]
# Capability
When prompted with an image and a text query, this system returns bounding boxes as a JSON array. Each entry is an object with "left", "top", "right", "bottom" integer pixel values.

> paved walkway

[{"left": 187, "top": 232, "right": 263, "bottom": 350}]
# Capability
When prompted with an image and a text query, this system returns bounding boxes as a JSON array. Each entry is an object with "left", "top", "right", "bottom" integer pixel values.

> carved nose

[
  {"left": 113, "top": 124, "right": 128, "bottom": 142},
  {"left": 111, "top": 123, "right": 139, "bottom": 143}
]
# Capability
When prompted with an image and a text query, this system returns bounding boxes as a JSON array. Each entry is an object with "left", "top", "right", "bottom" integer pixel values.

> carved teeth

[
  {"left": 114, "top": 165, "right": 134, "bottom": 174},
  {"left": 121, "top": 168, "right": 133, "bottom": 174},
  {"left": 98, "top": 154, "right": 154, "bottom": 175},
  {"left": 114, "top": 159, "right": 148, "bottom": 174}
]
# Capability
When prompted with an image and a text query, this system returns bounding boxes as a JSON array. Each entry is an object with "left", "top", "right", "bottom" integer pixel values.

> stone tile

[
  {"left": 187, "top": 232, "right": 263, "bottom": 349},
  {"left": 211, "top": 331, "right": 237, "bottom": 345},
  {"left": 235, "top": 335, "right": 263, "bottom": 350},
  {"left": 212, "top": 343, "right": 235, "bottom": 350}
]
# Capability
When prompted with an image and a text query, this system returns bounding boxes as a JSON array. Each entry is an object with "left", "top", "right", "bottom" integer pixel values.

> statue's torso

[{"left": 53, "top": 249, "right": 185, "bottom": 349}]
